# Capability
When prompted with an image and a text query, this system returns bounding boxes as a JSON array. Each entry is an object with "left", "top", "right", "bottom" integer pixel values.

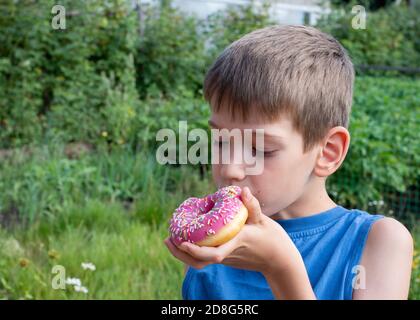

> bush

[
  {"left": 327, "top": 76, "right": 420, "bottom": 225},
  {"left": 131, "top": 87, "right": 210, "bottom": 151},
  {"left": 134, "top": 3, "right": 208, "bottom": 99},
  {"left": 202, "top": 0, "right": 274, "bottom": 64},
  {"left": 0, "top": 0, "right": 139, "bottom": 148},
  {"left": 316, "top": 4, "right": 420, "bottom": 73}
]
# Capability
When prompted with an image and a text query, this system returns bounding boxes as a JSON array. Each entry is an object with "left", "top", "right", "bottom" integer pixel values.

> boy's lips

[{"left": 218, "top": 184, "right": 252, "bottom": 194}]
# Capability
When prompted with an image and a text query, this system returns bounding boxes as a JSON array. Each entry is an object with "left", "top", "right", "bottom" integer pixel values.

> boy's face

[{"left": 209, "top": 108, "right": 322, "bottom": 218}]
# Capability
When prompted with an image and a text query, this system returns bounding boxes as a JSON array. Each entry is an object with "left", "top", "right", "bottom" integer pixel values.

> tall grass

[
  {"left": 0, "top": 200, "right": 184, "bottom": 299},
  {"left": 0, "top": 144, "right": 214, "bottom": 226},
  {"left": 0, "top": 144, "right": 214, "bottom": 299}
]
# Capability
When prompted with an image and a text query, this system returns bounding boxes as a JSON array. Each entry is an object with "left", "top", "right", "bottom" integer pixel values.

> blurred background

[{"left": 0, "top": 0, "right": 419, "bottom": 299}]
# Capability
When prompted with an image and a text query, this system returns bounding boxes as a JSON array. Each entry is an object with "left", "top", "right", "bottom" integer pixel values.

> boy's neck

[{"left": 270, "top": 177, "right": 337, "bottom": 221}]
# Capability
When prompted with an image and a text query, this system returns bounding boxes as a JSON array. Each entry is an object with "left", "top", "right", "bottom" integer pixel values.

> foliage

[
  {"left": 135, "top": 3, "right": 208, "bottom": 99},
  {"left": 316, "top": 3, "right": 420, "bottom": 73},
  {"left": 0, "top": 0, "right": 139, "bottom": 148},
  {"left": 327, "top": 76, "right": 420, "bottom": 226},
  {"left": 202, "top": 0, "right": 274, "bottom": 63},
  {"left": 0, "top": 144, "right": 214, "bottom": 226}
]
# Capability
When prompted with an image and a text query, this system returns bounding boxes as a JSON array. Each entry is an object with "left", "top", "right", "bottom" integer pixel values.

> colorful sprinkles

[{"left": 169, "top": 186, "right": 243, "bottom": 244}]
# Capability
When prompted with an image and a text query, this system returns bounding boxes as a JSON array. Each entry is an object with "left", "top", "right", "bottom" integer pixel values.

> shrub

[
  {"left": 134, "top": 3, "right": 207, "bottom": 99},
  {"left": 0, "top": 0, "right": 139, "bottom": 148},
  {"left": 202, "top": 0, "right": 274, "bottom": 64},
  {"left": 327, "top": 76, "right": 420, "bottom": 225},
  {"left": 316, "top": 4, "right": 420, "bottom": 73}
]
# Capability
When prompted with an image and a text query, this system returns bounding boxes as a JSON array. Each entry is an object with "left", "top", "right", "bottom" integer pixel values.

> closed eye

[{"left": 252, "top": 147, "right": 277, "bottom": 157}]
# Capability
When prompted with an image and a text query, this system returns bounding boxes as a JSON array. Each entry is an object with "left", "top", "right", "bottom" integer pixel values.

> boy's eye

[
  {"left": 213, "top": 142, "right": 277, "bottom": 157},
  {"left": 252, "top": 147, "right": 277, "bottom": 157}
]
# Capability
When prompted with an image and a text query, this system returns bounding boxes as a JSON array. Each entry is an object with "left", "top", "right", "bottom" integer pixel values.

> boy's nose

[{"left": 219, "top": 162, "right": 246, "bottom": 183}]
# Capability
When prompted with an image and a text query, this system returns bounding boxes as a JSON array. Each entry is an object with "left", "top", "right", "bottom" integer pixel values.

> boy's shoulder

[
  {"left": 354, "top": 215, "right": 413, "bottom": 299},
  {"left": 364, "top": 216, "right": 413, "bottom": 252},
  {"left": 346, "top": 207, "right": 414, "bottom": 268},
  {"left": 344, "top": 206, "right": 412, "bottom": 248}
]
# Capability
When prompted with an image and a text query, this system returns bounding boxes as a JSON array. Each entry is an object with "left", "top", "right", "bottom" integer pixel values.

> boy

[{"left": 164, "top": 25, "right": 413, "bottom": 299}]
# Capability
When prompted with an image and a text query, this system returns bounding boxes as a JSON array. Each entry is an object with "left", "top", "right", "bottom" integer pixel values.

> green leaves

[
  {"left": 328, "top": 76, "right": 420, "bottom": 225},
  {"left": 202, "top": 0, "right": 274, "bottom": 63},
  {"left": 0, "top": 0, "right": 139, "bottom": 149},
  {"left": 135, "top": 4, "right": 207, "bottom": 99},
  {"left": 317, "top": 4, "right": 420, "bottom": 72}
]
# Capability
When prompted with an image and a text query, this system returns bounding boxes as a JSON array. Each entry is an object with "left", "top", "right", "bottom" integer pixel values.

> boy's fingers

[
  {"left": 178, "top": 242, "right": 223, "bottom": 263},
  {"left": 241, "top": 187, "right": 263, "bottom": 224},
  {"left": 164, "top": 238, "right": 208, "bottom": 269},
  {"left": 178, "top": 235, "right": 240, "bottom": 263}
]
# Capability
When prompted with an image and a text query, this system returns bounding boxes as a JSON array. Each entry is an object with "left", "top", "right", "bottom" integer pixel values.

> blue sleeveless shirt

[{"left": 182, "top": 205, "right": 384, "bottom": 300}]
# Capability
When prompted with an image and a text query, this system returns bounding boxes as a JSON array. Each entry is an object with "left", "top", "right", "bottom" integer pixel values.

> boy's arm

[
  {"left": 262, "top": 249, "right": 316, "bottom": 300},
  {"left": 353, "top": 217, "right": 413, "bottom": 299}
]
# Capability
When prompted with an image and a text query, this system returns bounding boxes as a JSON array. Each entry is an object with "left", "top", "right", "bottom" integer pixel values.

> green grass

[
  {"left": 0, "top": 200, "right": 184, "bottom": 299},
  {"left": 0, "top": 144, "right": 215, "bottom": 299},
  {"left": 0, "top": 143, "right": 214, "bottom": 226}
]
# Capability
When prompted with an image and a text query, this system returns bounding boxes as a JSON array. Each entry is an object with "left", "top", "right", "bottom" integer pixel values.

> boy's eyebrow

[{"left": 208, "top": 120, "right": 285, "bottom": 141}]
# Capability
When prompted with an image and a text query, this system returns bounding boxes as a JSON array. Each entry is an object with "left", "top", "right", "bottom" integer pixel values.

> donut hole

[{"left": 198, "top": 197, "right": 215, "bottom": 215}]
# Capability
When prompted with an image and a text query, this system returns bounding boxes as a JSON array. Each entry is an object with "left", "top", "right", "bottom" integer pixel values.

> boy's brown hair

[{"left": 203, "top": 25, "right": 355, "bottom": 152}]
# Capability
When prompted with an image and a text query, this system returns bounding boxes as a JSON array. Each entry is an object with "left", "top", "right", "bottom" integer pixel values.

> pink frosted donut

[{"left": 169, "top": 186, "right": 248, "bottom": 247}]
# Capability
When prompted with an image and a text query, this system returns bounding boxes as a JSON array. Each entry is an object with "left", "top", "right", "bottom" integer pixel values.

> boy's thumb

[{"left": 241, "top": 187, "right": 262, "bottom": 224}]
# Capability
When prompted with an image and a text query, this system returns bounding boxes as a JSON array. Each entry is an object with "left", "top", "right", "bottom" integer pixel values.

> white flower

[
  {"left": 81, "top": 262, "right": 96, "bottom": 271},
  {"left": 74, "top": 285, "right": 89, "bottom": 294},
  {"left": 66, "top": 277, "right": 82, "bottom": 287},
  {"left": 65, "top": 277, "right": 89, "bottom": 294}
]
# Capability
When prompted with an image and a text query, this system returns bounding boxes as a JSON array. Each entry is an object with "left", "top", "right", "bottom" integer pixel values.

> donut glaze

[{"left": 169, "top": 186, "right": 247, "bottom": 246}]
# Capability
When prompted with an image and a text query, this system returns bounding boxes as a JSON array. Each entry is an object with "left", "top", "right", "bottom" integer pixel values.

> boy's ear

[{"left": 313, "top": 126, "right": 350, "bottom": 178}]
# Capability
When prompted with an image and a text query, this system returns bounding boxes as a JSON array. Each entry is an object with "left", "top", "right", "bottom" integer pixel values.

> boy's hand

[{"left": 164, "top": 187, "right": 300, "bottom": 275}]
